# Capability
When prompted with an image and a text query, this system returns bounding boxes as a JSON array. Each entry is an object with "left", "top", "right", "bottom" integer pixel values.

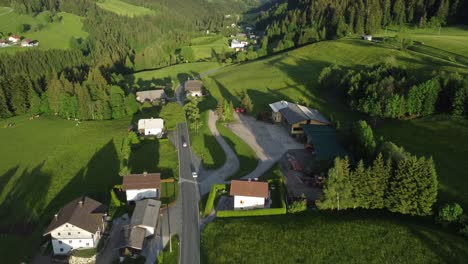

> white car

[
  {"left": 192, "top": 171, "right": 198, "bottom": 178},
  {"left": 183, "top": 142, "right": 187, "bottom": 147}
]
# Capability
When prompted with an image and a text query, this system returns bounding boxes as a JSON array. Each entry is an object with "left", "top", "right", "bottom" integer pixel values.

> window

[
  {"left": 58, "top": 241, "right": 62, "bottom": 244},
  {"left": 78, "top": 232, "right": 80, "bottom": 234},
  {"left": 60, "top": 248, "right": 64, "bottom": 252},
  {"left": 68, "top": 232, "right": 71, "bottom": 236},
  {"left": 86, "top": 243, "right": 89, "bottom": 246},
  {"left": 57, "top": 232, "right": 61, "bottom": 236},
  {"left": 65, "top": 225, "right": 68, "bottom": 227},
  {"left": 240, "top": 200, "right": 244, "bottom": 204},
  {"left": 69, "top": 240, "right": 72, "bottom": 244}
]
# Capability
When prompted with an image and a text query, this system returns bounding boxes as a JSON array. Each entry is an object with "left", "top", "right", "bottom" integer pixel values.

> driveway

[
  {"left": 228, "top": 113, "right": 303, "bottom": 180},
  {"left": 198, "top": 110, "right": 240, "bottom": 195}
]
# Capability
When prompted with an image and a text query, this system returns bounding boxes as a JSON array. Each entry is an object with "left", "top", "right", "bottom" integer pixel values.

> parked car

[
  {"left": 183, "top": 141, "right": 187, "bottom": 147},
  {"left": 192, "top": 171, "right": 198, "bottom": 178},
  {"left": 181, "top": 136, "right": 187, "bottom": 147},
  {"left": 235, "top": 107, "right": 245, "bottom": 113}
]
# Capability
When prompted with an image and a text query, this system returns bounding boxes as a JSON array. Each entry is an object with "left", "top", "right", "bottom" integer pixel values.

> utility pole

[{"left": 168, "top": 203, "right": 172, "bottom": 253}]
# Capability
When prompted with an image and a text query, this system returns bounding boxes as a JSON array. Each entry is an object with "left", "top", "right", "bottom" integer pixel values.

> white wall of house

[
  {"left": 144, "top": 128, "right": 162, "bottom": 136},
  {"left": 50, "top": 223, "right": 101, "bottom": 255},
  {"left": 126, "top": 188, "right": 158, "bottom": 201},
  {"left": 8, "top": 37, "right": 19, "bottom": 43},
  {"left": 188, "top": 91, "right": 203, "bottom": 97},
  {"left": 134, "top": 224, "right": 155, "bottom": 236},
  {"left": 234, "top": 195, "right": 265, "bottom": 210}
]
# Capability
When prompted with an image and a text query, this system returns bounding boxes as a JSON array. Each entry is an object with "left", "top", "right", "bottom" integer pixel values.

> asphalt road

[{"left": 177, "top": 123, "right": 200, "bottom": 264}]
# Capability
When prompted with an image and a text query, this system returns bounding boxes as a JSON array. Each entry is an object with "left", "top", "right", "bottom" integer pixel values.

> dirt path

[{"left": 198, "top": 110, "right": 239, "bottom": 195}]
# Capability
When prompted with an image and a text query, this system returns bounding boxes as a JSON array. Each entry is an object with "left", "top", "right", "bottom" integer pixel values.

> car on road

[
  {"left": 181, "top": 136, "right": 187, "bottom": 147},
  {"left": 192, "top": 171, "right": 198, "bottom": 178},
  {"left": 183, "top": 141, "right": 187, "bottom": 147}
]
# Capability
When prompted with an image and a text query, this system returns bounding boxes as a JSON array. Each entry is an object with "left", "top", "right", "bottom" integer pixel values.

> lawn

[
  {"left": 216, "top": 122, "right": 258, "bottom": 179},
  {"left": 202, "top": 211, "right": 468, "bottom": 263},
  {"left": 182, "top": 35, "right": 230, "bottom": 61},
  {"left": 125, "top": 62, "right": 221, "bottom": 91},
  {"left": 96, "top": 0, "right": 155, "bottom": 17},
  {"left": 0, "top": 11, "right": 88, "bottom": 53},
  {"left": 157, "top": 235, "right": 179, "bottom": 264},
  {"left": 375, "top": 115, "right": 468, "bottom": 207},
  {"left": 0, "top": 115, "right": 129, "bottom": 262}
]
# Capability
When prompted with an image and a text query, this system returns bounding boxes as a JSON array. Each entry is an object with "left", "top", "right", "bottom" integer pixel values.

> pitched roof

[
  {"left": 121, "top": 225, "right": 146, "bottom": 250},
  {"left": 185, "top": 80, "right": 203, "bottom": 92},
  {"left": 137, "top": 118, "right": 164, "bottom": 130},
  {"left": 44, "top": 196, "right": 107, "bottom": 235},
  {"left": 131, "top": 199, "right": 161, "bottom": 229},
  {"left": 269, "top": 100, "right": 330, "bottom": 125},
  {"left": 230, "top": 180, "right": 269, "bottom": 198},
  {"left": 122, "top": 173, "right": 161, "bottom": 190},
  {"left": 136, "top": 90, "right": 166, "bottom": 102}
]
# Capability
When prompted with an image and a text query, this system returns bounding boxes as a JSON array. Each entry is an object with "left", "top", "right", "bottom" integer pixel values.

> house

[
  {"left": 230, "top": 179, "right": 269, "bottom": 210},
  {"left": 43, "top": 197, "right": 107, "bottom": 255},
  {"left": 135, "top": 89, "right": 167, "bottom": 103},
  {"left": 230, "top": 39, "right": 245, "bottom": 49},
  {"left": 302, "top": 124, "right": 347, "bottom": 161},
  {"left": 0, "top": 40, "right": 8, "bottom": 47},
  {"left": 120, "top": 199, "right": 161, "bottom": 255},
  {"left": 362, "top": 35, "right": 373, "bottom": 41},
  {"left": 122, "top": 172, "right": 161, "bottom": 202},
  {"left": 137, "top": 118, "right": 164, "bottom": 136},
  {"left": 269, "top": 100, "right": 331, "bottom": 136},
  {"left": 8, "top": 35, "right": 21, "bottom": 43},
  {"left": 236, "top": 33, "right": 247, "bottom": 38},
  {"left": 184, "top": 80, "right": 203, "bottom": 97},
  {"left": 21, "top": 38, "right": 38, "bottom": 47}
]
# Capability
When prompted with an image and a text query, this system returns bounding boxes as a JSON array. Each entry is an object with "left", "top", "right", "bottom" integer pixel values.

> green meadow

[
  {"left": 181, "top": 36, "right": 230, "bottom": 61},
  {"left": 97, "top": 0, "right": 155, "bottom": 17},
  {"left": 202, "top": 211, "right": 468, "bottom": 263},
  {"left": 0, "top": 11, "right": 87, "bottom": 53}
]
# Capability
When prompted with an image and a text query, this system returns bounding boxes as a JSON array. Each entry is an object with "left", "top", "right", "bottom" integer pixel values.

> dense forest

[
  {"left": 257, "top": 0, "right": 468, "bottom": 53},
  {"left": 0, "top": 0, "right": 258, "bottom": 120}
]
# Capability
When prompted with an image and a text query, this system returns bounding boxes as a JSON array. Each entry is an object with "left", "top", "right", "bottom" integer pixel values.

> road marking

[{"left": 179, "top": 178, "right": 198, "bottom": 184}]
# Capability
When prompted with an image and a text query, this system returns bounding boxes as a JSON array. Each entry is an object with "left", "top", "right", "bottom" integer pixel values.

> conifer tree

[{"left": 317, "top": 157, "right": 353, "bottom": 210}]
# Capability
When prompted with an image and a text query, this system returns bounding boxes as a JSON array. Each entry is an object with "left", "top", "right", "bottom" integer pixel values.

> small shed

[{"left": 362, "top": 35, "right": 373, "bottom": 41}]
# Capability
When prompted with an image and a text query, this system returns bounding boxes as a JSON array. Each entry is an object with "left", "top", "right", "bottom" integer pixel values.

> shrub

[
  {"left": 204, "top": 184, "right": 227, "bottom": 217},
  {"left": 437, "top": 203, "right": 463, "bottom": 223},
  {"left": 288, "top": 196, "right": 307, "bottom": 214},
  {"left": 217, "top": 207, "right": 286, "bottom": 217}
]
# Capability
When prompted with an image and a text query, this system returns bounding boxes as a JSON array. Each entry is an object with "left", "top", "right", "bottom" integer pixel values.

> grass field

[
  {"left": 216, "top": 122, "right": 258, "bottom": 179},
  {"left": 96, "top": 0, "right": 155, "bottom": 17},
  {"left": 125, "top": 62, "right": 221, "bottom": 91},
  {"left": 0, "top": 115, "right": 129, "bottom": 262},
  {"left": 158, "top": 235, "right": 179, "bottom": 264},
  {"left": 182, "top": 35, "right": 230, "bottom": 61},
  {"left": 0, "top": 11, "right": 88, "bottom": 53},
  {"left": 202, "top": 211, "right": 468, "bottom": 263}
]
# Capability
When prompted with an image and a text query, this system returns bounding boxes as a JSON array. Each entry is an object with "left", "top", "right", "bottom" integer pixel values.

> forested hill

[
  {"left": 257, "top": 0, "right": 468, "bottom": 52},
  {"left": 0, "top": 0, "right": 260, "bottom": 120}
]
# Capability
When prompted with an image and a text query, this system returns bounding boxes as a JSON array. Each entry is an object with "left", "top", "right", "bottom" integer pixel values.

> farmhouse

[
  {"left": 230, "top": 39, "right": 248, "bottom": 49},
  {"left": 122, "top": 172, "right": 161, "bottom": 202},
  {"left": 302, "top": 124, "right": 347, "bottom": 161},
  {"left": 135, "top": 89, "right": 167, "bottom": 103},
  {"left": 0, "top": 40, "right": 8, "bottom": 47},
  {"left": 269, "top": 100, "right": 331, "bottom": 136},
  {"left": 43, "top": 196, "right": 107, "bottom": 255},
  {"left": 230, "top": 179, "right": 269, "bottom": 210},
  {"left": 362, "top": 35, "right": 373, "bottom": 41},
  {"left": 8, "top": 35, "right": 21, "bottom": 43},
  {"left": 120, "top": 199, "right": 161, "bottom": 254},
  {"left": 137, "top": 118, "right": 164, "bottom": 136},
  {"left": 21, "top": 39, "right": 38, "bottom": 47},
  {"left": 184, "top": 80, "right": 203, "bottom": 97}
]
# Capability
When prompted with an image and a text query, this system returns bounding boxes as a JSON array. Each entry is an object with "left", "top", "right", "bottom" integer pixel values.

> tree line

[
  {"left": 318, "top": 120, "right": 438, "bottom": 216},
  {"left": 319, "top": 62, "right": 468, "bottom": 119},
  {"left": 256, "top": 0, "right": 468, "bottom": 54}
]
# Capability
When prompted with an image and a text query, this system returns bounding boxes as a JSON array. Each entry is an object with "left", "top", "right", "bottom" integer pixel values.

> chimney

[
  {"left": 248, "top": 178, "right": 251, "bottom": 182},
  {"left": 143, "top": 171, "right": 148, "bottom": 176},
  {"left": 54, "top": 214, "right": 58, "bottom": 221},
  {"left": 79, "top": 200, "right": 83, "bottom": 207}
]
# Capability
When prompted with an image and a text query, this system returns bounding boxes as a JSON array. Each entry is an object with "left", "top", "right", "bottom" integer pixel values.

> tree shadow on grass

[{"left": 128, "top": 138, "right": 159, "bottom": 174}]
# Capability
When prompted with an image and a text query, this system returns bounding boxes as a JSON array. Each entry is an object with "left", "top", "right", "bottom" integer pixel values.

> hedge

[
  {"left": 204, "top": 184, "right": 227, "bottom": 217},
  {"left": 217, "top": 207, "right": 286, "bottom": 217}
]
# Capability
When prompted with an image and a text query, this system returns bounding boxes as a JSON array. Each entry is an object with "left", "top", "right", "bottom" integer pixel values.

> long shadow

[{"left": 0, "top": 165, "right": 19, "bottom": 194}]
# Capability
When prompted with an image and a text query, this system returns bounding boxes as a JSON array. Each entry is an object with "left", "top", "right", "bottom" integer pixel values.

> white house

[
  {"left": 8, "top": 35, "right": 21, "bottom": 43},
  {"left": 21, "top": 39, "right": 38, "bottom": 47},
  {"left": 43, "top": 197, "right": 107, "bottom": 255},
  {"left": 137, "top": 118, "right": 164, "bottom": 136},
  {"left": 230, "top": 179, "right": 269, "bottom": 210},
  {"left": 362, "top": 35, "right": 373, "bottom": 41},
  {"left": 122, "top": 172, "right": 161, "bottom": 202},
  {"left": 230, "top": 39, "right": 247, "bottom": 49},
  {"left": 0, "top": 40, "right": 9, "bottom": 47},
  {"left": 184, "top": 80, "right": 203, "bottom": 97}
]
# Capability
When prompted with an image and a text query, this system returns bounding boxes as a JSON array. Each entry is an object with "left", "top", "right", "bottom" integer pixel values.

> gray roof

[
  {"left": 120, "top": 225, "right": 146, "bottom": 250},
  {"left": 130, "top": 199, "right": 161, "bottom": 229},
  {"left": 271, "top": 101, "right": 330, "bottom": 125},
  {"left": 136, "top": 90, "right": 166, "bottom": 103}
]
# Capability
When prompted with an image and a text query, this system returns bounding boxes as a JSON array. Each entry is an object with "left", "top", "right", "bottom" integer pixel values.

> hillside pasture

[
  {"left": 97, "top": 0, "right": 155, "bottom": 17},
  {"left": 182, "top": 35, "right": 230, "bottom": 61},
  {"left": 0, "top": 11, "right": 87, "bottom": 53},
  {"left": 202, "top": 211, "right": 468, "bottom": 263}
]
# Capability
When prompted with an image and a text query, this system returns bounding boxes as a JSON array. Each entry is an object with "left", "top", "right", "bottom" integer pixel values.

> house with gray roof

[
  {"left": 119, "top": 199, "right": 161, "bottom": 255},
  {"left": 136, "top": 89, "right": 167, "bottom": 103},
  {"left": 269, "top": 100, "right": 331, "bottom": 136}
]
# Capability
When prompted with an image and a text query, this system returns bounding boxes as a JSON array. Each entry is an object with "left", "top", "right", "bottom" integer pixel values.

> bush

[
  {"left": 437, "top": 203, "right": 463, "bottom": 223},
  {"left": 288, "top": 196, "right": 307, "bottom": 214},
  {"left": 203, "top": 184, "right": 227, "bottom": 217},
  {"left": 217, "top": 207, "right": 286, "bottom": 217}
]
